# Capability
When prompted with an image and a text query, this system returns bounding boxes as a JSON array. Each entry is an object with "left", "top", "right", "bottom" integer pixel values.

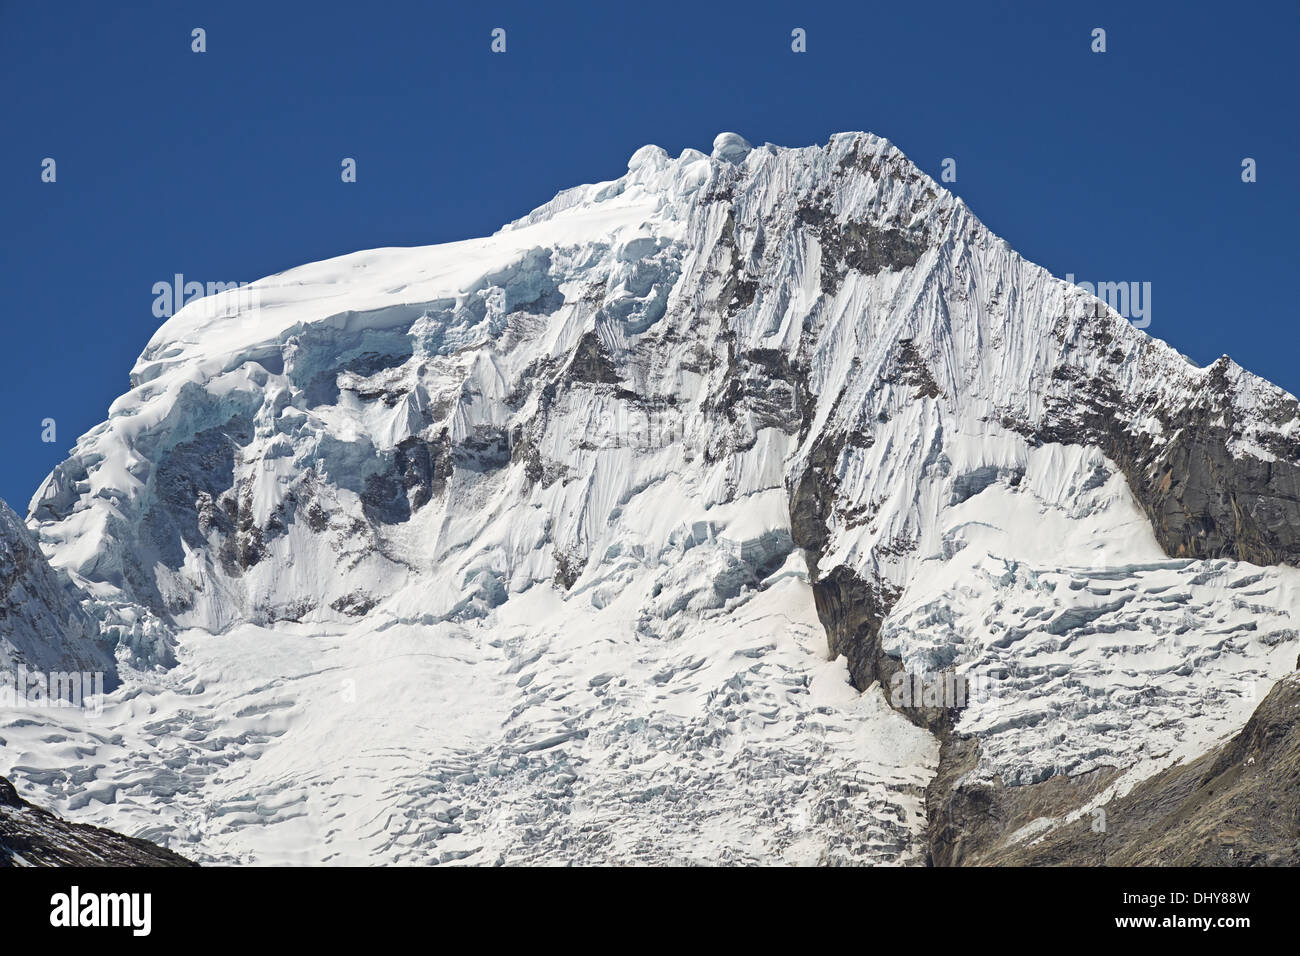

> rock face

[
  {"left": 5, "top": 131, "right": 1300, "bottom": 864},
  {"left": 0, "top": 497, "right": 116, "bottom": 685},
  {"left": 1031, "top": 348, "right": 1300, "bottom": 568},
  {"left": 0, "top": 776, "right": 195, "bottom": 867},
  {"left": 957, "top": 674, "right": 1300, "bottom": 866}
]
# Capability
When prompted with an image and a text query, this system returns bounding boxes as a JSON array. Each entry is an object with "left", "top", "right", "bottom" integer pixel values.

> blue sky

[{"left": 2, "top": 0, "right": 1296, "bottom": 508}]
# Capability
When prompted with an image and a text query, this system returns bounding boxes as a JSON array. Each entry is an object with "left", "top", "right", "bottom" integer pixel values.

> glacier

[{"left": 4, "top": 131, "right": 1300, "bottom": 865}]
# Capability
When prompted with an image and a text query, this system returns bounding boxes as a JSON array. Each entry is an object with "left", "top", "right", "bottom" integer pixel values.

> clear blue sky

[{"left": 2, "top": 0, "right": 1296, "bottom": 509}]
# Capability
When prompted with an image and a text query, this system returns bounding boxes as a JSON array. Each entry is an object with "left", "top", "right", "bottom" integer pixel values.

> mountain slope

[
  {"left": 956, "top": 672, "right": 1300, "bottom": 866},
  {"left": 0, "top": 776, "right": 194, "bottom": 867},
  {"left": 5, "top": 131, "right": 1299, "bottom": 865},
  {"left": 0, "top": 497, "right": 116, "bottom": 685}
]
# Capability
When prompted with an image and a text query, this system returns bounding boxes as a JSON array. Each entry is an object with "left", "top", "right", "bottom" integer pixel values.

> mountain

[
  {"left": 964, "top": 672, "right": 1300, "bottom": 866},
  {"left": 0, "top": 497, "right": 116, "bottom": 684},
  {"left": 0, "top": 775, "right": 194, "bottom": 866},
  {"left": 4, "top": 131, "right": 1299, "bottom": 865}
]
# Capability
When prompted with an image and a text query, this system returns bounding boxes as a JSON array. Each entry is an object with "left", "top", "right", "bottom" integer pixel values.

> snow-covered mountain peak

[
  {"left": 31, "top": 129, "right": 1300, "bottom": 655},
  {"left": 10, "top": 131, "right": 1300, "bottom": 865}
]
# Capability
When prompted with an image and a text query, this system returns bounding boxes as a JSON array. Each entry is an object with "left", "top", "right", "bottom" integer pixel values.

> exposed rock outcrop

[
  {"left": 946, "top": 673, "right": 1300, "bottom": 866},
  {"left": 0, "top": 776, "right": 195, "bottom": 867},
  {"left": 0, "top": 497, "right": 116, "bottom": 685}
]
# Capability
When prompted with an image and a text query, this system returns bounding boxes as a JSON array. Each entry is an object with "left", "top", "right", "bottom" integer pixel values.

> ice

[
  {"left": 0, "top": 557, "right": 935, "bottom": 865},
  {"left": 9, "top": 130, "right": 1300, "bottom": 864},
  {"left": 711, "top": 132, "right": 753, "bottom": 163}
]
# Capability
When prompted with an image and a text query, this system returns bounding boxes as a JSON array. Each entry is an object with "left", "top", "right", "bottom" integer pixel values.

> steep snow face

[
  {"left": 0, "top": 498, "right": 115, "bottom": 683},
  {"left": 11, "top": 131, "right": 1300, "bottom": 863},
  {"left": 30, "top": 131, "right": 1300, "bottom": 637}
]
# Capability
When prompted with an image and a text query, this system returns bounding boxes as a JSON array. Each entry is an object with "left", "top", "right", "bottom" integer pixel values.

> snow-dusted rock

[{"left": 0, "top": 497, "right": 115, "bottom": 684}]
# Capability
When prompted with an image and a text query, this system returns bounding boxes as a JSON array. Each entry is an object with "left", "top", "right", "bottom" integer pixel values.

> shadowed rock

[
  {"left": 0, "top": 776, "right": 196, "bottom": 867},
  {"left": 940, "top": 673, "right": 1300, "bottom": 866}
]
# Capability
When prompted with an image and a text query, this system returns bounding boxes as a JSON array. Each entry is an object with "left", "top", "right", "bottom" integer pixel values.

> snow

[
  {"left": 9, "top": 130, "right": 1300, "bottom": 864},
  {"left": 711, "top": 132, "right": 753, "bottom": 164},
  {"left": 0, "top": 499, "right": 113, "bottom": 680},
  {"left": 1, "top": 555, "right": 934, "bottom": 865},
  {"left": 880, "top": 443, "right": 1300, "bottom": 787}
]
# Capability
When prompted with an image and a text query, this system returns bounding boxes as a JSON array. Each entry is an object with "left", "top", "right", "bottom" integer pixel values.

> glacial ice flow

[{"left": 3, "top": 131, "right": 1299, "bottom": 864}]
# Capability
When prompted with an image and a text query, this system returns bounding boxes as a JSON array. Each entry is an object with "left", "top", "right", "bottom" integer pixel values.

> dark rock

[
  {"left": 962, "top": 674, "right": 1300, "bottom": 866},
  {"left": 567, "top": 331, "right": 621, "bottom": 385},
  {"left": 0, "top": 775, "right": 196, "bottom": 867},
  {"left": 1032, "top": 356, "right": 1300, "bottom": 567},
  {"left": 554, "top": 552, "right": 581, "bottom": 591},
  {"left": 330, "top": 592, "right": 378, "bottom": 617},
  {"left": 395, "top": 432, "right": 453, "bottom": 510},
  {"left": 452, "top": 426, "right": 511, "bottom": 473},
  {"left": 889, "top": 339, "right": 942, "bottom": 400},
  {"left": 795, "top": 201, "right": 926, "bottom": 295}
]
